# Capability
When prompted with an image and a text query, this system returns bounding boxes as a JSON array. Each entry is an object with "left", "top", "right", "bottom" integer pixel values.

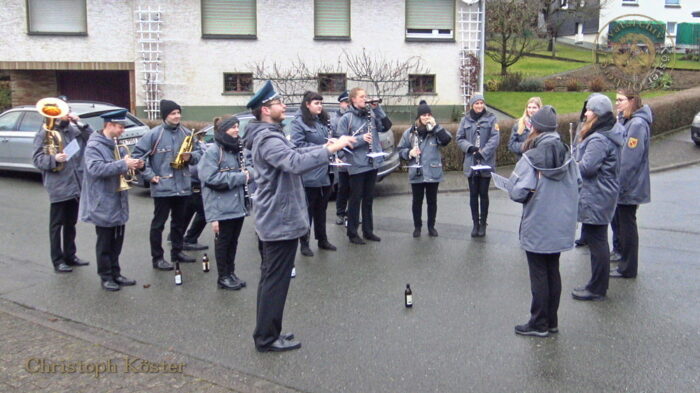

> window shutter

[
  {"left": 406, "top": 0, "right": 454, "bottom": 30},
  {"left": 28, "top": 0, "right": 87, "bottom": 34},
  {"left": 315, "top": 0, "right": 350, "bottom": 38},
  {"left": 202, "top": 0, "right": 256, "bottom": 37}
]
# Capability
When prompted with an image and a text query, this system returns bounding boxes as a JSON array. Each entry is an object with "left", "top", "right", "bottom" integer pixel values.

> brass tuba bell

[{"left": 36, "top": 97, "right": 70, "bottom": 172}]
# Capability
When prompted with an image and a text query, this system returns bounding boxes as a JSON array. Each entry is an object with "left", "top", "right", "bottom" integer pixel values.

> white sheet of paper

[
  {"left": 63, "top": 139, "right": 80, "bottom": 160},
  {"left": 470, "top": 164, "right": 491, "bottom": 171},
  {"left": 492, "top": 173, "right": 513, "bottom": 193},
  {"left": 367, "top": 152, "right": 389, "bottom": 158},
  {"left": 330, "top": 162, "right": 351, "bottom": 166},
  {"left": 404, "top": 164, "right": 422, "bottom": 168}
]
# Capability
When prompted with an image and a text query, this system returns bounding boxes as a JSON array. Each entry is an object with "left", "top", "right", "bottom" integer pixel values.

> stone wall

[{"left": 10, "top": 71, "right": 57, "bottom": 107}]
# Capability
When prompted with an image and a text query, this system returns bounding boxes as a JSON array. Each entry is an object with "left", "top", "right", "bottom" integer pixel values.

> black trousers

[
  {"left": 95, "top": 225, "right": 124, "bottom": 282},
  {"left": 305, "top": 185, "right": 332, "bottom": 241},
  {"left": 610, "top": 208, "right": 621, "bottom": 253},
  {"left": 615, "top": 204, "right": 639, "bottom": 277},
  {"left": 526, "top": 251, "right": 561, "bottom": 331},
  {"left": 411, "top": 182, "right": 439, "bottom": 229},
  {"left": 150, "top": 196, "right": 187, "bottom": 260},
  {"left": 214, "top": 217, "right": 244, "bottom": 279},
  {"left": 253, "top": 238, "right": 298, "bottom": 349},
  {"left": 347, "top": 169, "right": 377, "bottom": 238},
  {"left": 183, "top": 191, "right": 207, "bottom": 244},
  {"left": 335, "top": 171, "right": 350, "bottom": 217},
  {"left": 582, "top": 223, "right": 609, "bottom": 295},
  {"left": 468, "top": 175, "right": 491, "bottom": 221},
  {"left": 49, "top": 198, "right": 79, "bottom": 267}
]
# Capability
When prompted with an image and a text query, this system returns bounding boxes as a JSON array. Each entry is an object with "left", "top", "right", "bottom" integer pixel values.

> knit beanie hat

[
  {"left": 215, "top": 115, "right": 240, "bottom": 134},
  {"left": 416, "top": 100, "right": 431, "bottom": 118},
  {"left": 586, "top": 95, "right": 613, "bottom": 117},
  {"left": 529, "top": 105, "right": 558, "bottom": 132},
  {"left": 469, "top": 93, "right": 485, "bottom": 107},
  {"left": 160, "top": 99, "right": 182, "bottom": 121}
]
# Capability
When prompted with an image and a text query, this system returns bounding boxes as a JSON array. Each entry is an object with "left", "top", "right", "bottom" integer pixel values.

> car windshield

[{"left": 81, "top": 112, "right": 142, "bottom": 132}]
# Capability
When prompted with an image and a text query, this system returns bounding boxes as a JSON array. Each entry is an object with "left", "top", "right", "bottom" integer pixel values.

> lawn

[
  {"left": 531, "top": 43, "right": 595, "bottom": 63},
  {"left": 485, "top": 90, "right": 673, "bottom": 117}
]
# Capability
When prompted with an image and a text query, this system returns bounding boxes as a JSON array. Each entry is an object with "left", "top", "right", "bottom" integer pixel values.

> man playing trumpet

[{"left": 79, "top": 110, "right": 143, "bottom": 291}]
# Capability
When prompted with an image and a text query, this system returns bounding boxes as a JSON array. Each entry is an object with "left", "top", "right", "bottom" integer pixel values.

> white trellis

[
  {"left": 135, "top": 3, "right": 163, "bottom": 121},
  {"left": 458, "top": 0, "right": 485, "bottom": 112}
]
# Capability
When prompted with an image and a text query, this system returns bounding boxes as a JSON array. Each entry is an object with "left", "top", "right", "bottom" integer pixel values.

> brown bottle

[
  {"left": 405, "top": 284, "right": 413, "bottom": 308},
  {"left": 175, "top": 262, "right": 182, "bottom": 285},
  {"left": 202, "top": 253, "right": 210, "bottom": 273}
]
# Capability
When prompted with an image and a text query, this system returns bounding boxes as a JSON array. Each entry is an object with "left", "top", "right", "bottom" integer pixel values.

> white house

[{"left": 0, "top": 0, "right": 486, "bottom": 122}]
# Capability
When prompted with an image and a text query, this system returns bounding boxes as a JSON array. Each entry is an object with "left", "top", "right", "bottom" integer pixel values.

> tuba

[
  {"left": 171, "top": 128, "right": 206, "bottom": 169},
  {"left": 36, "top": 97, "right": 69, "bottom": 172},
  {"left": 113, "top": 138, "right": 137, "bottom": 192}
]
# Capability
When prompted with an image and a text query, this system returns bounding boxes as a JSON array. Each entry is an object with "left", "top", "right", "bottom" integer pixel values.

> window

[
  {"left": 223, "top": 73, "right": 254, "bottom": 93},
  {"left": 405, "top": 0, "right": 455, "bottom": 41},
  {"left": 408, "top": 75, "right": 435, "bottom": 94},
  {"left": 667, "top": 22, "right": 677, "bottom": 35},
  {"left": 202, "top": 0, "right": 256, "bottom": 38},
  {"left": 665, "top": 0, "right": 680, "bottom": 7},
  {"left": 315, "top": 0, "right": 350, "bottom": 40},
  {"left": 18, "top": 112, "right": 43, "bottom": 132},
  {"left": 622, "top": 0, "right": 638, "bottom": 5},
  {"left": 0, "top": 112, "right": 22, "bottom": 131},
  {"left": 27, "top": 0, "right": 87, "bottom": 35},
  {"left": 318, "top": 74, "right": 346, "bottom": 93}
]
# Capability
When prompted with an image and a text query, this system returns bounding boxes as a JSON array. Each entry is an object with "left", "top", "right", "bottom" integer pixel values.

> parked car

[
  {"left": 200, "top": 104, "right": 400, "bottom": 180},
  {"left": 0, "top": 101, "right": 149, "bottom": 175},
  {"left": 692, "top": 111, "right": 700, "bottom": 146}
]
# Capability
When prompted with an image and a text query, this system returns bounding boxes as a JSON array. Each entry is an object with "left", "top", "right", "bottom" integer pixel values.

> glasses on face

[{"left": 264, "top": 100, "right": 284, "bottom": 108}]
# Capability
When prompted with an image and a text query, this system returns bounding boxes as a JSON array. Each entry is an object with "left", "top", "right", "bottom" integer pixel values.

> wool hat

[
  {"left": 529, "top": 105, "right": 558, "bottom": 132},
  {"left": 160, "top": 99, "right": 181, "bottom": 121},
  {"left": 586, "top": 95, "right": 613, "bottom": 117},
  {"left": 215, "top": 116, "right": 240, "bottom": 134},
  {"left": 469, "top": 93, "right": 485, "bottom": 107},
  {"left": 416, "top": 100, "right": 432, "bottom": 119},
  {"left": 337, "top": 90, "right": 349, "bottom": 103}
]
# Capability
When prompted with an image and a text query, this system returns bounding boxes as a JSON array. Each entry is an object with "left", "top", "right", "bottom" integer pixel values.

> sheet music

[
  {"left": 367, "top": 152, "right": 389, "bottom": 158},
  {"left": 492, "top": 173, "right": 513, "bottom": 193},
  {"left": 330, "top": 162, "right": 351, "bottom": 166},
  {"left": 470, "top": 164, "right": 491, "bottom": 171},
  {"left": 63, "top": 139, "right": 80, "bottom": 161}
]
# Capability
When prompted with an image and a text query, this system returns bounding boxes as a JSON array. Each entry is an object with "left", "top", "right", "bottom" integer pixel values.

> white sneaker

[{"left": 291, "top": 267, "right": 296, "bottom": 278}]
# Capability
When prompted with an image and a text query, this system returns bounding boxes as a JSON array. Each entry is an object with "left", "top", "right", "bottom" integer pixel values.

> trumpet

[
  {"left": 171, "top": 128, "right": 206, "bottom": 169},
  {"left": 114, "top": 138, "right": 138, "bottom": 192},
  {"left": 36, "top": 97, "right": 70, "bottom": 172}
]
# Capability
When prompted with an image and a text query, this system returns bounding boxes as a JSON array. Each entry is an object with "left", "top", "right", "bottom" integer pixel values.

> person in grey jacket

[
  {"left": 79, "top": 110, "right": 143, "bottom": 291},
  {"left": 397, "top": 100, "right": 452, "bottom": 237},
  {"left": 32, "top": 101, "right": 93, "bottom": 273},
  {"left": 335, "top": 87, "right": 392, "bottom": 244},
  {"left": 291, "top": 91, "right": 337, "bottom": 256},
  {"left": 244, "top": 81, "right": 355, "bottom": 353},
  {"left": 132, "top": 99, "right": 201, "bottom": 271},
  {"left": 198, "top": 116, "right": 252, "bottom": 290},
  {"left": 509, "top": 105, "right": 581, "bottom": 337},
  {"left": 456, "top": 93, "right": 500, "bottom": 237},
  {"left": 508, "top": 97, "right": 542, "bottom": 159},
  {"left": 611, "top": 89, "right": 652, "bottom": 279},
  {"left": 571, "top": 95, "right": 624, "bottom": 301}
]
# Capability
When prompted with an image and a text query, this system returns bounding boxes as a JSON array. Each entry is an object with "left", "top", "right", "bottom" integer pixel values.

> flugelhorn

[
  {"left": 171, "top": 128, "right": 206, "bottom": 169},
  {"left": 36, "top": 97, "right": 69, "bottom": 172},
  {"left": 114, "top": 138, "right": 137, "bottom": 192}
]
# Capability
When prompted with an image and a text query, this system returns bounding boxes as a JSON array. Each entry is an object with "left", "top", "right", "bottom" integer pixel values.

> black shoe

[
  {"left": 349, "top": 236, "right": 366, "bottom": 245},
  {"left": 172, "top": 252, "right": 195, "bottom": 263},
  {"left": 335, "top": 215, "right": 345, "bottom": 225},
  {"left": 610, "top": 269, "right": 634, "bottom": 278},
  {"left": 152, "top": 258, "right": 174, "bottom": 271},
  {"left": 114, "top": 275, "right": 136, "bottom": 286},
  {"left": 230, "top": 273, "right": 246, "bottom": 288},
  {"left": 610, "top": 251, "right": 622, "bottom": 262},
  {"left": 574, "top": 238, "right": 587, "bottom": 247},
  {"left": 514, "top": 323, "right": 549, "bottom": 337},
  {"left": 363, "top": 232, "right": 381, "bottom": 242},
  {"left": 54, "top": 263, "right": 73, "bottom": 273},
  {"left": 471, "top": 221, "right": 479, "bottom": 238},
  {"left": 318, "top": 239, "right": 337, "bottom": 251},
  {"left": 549, "top": 326, "right": 559, "bottom": 334},
  {"left": 428, "top": 227, "right": 438, "bottom": 237},
  {"left": 66, "top": 257, "right": 90, "bottom": 267},
  {"left": 101, "top": 280, "right": 120, "bottom": 291},
  {"left": 257, "top": 337, "right": 302, "bottom": 353},
  {"left": 571, "top": 288, "right": 605, "bottom": 301},
  {"left": 413, "top": 228, "right": 421, "bottom": 238},
  {"left": 218, "top": 276, "right": 243, "bottom": 290},
  {"left": 300, "top": 242, "right": 314, "bottom": 257},
  {"left": 477, "top": 219, "right": 487, "bottom": 237},
  {"left": 183, "top": 242, "right": 208, "bottom": 251}
]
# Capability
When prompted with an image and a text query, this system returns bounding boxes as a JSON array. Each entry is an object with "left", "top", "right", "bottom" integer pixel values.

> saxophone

[
  {"left": 171, "top": 128, "right": 206, "bottom": 169},
  {"left": 36, "top": 97, "right": 69, "bottom": 172}
]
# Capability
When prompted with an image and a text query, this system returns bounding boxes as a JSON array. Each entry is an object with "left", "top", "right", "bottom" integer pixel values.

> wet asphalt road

[{"left": 1, "top": 163, "right": 699, "bottom": 392}]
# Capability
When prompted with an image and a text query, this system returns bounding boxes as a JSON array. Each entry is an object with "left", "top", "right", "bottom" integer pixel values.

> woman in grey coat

[
  {"left": 198, "top": 116, "right": 252, "bottom": 290},
  {"left": 508, "top": 96, "right": 542, "bottom": 159},
  {"left": 456, "top": 94, "right": 500, "bottom": 237},
  {"left": 509, "top": 106, "right": 580, "bottom": 337},
  {"left": 290, "top": 91, "right": 336, "bottom": 256},
  {"left": 397, "top": 100, "right": 452, "bottom": 237},
  {"left": 571, "top": 95, "right": 624, "bottom": 301}
]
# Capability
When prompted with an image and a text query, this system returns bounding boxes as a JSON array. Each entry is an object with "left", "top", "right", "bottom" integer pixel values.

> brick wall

[{"left": 10, "top": 71, "right": 57, "bottom": 107}]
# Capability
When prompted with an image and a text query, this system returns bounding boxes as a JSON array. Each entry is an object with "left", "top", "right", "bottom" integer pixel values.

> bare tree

[
  {"left": 539, "top": 0, "right": 610, "bottom": 57},
  {"left": 486, "top": 0, "right": 542, "bottom": 76},
  {"left": 249, "top": 57, "right": 320, "bottom": 103}
]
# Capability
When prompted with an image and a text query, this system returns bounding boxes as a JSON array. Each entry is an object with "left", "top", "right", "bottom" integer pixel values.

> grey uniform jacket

[
  {"left": 575, "top": 122, "right": 624, "bottom": 225},
  {"left": 79, "top": 132, "right": 129, "bottom": 227},
  {"left": 509, "top": 133, "right": 581, "bottom": 254},
  {"left": 32, "top": 122, "right": 93, "bottom": 203},
  {"left": 198, "top": 143, "right": 251, "bottom": 222},
  {"left": 131, "top": 122, "right": 201, "bottom": 198},
  {"left": 456, "top": 111, "right": 500, "bottom": 177},
  {"left": 245, "top": 121, "right": 331, "bottom": 242},
  {"left": 618, "top": 105, "right": 652, "bottom": 205},
  {"left": 334, "top": 105, "right": 389, "bottom": 175},
  {"left": 397, "top": 125, "right": 452, "bottom": 183},
  {"left": 290, "top": 110, "right": 331, "bottom": 187},
  {"left": 508, "top": 122, "right": 531, "bottom": 159}
]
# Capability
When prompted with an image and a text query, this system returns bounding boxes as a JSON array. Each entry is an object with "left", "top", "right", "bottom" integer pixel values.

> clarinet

[
  {"left": 412, "top": 128, "right": 422, "bottom": 177},
  {"left": 474, "top": 126, "right": 482, "bottom": 176},
  {"left": 366, "top": 107, "right": 376, "bottom": 166},
  {"left": 238, "top": 139, "right": 252, "bottom": 211}
]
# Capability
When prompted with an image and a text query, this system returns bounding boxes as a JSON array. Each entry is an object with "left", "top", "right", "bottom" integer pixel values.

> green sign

[{"left": 608, "top": 20, "right": 666, "bottom": 44}]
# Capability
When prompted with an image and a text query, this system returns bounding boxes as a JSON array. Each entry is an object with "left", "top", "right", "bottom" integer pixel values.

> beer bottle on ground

[
  {"left": 175, "top": 263, "right": 182, "bottom": 285},
  {"left": 405, "top": 284, "right": 413, "bottom": 308}
]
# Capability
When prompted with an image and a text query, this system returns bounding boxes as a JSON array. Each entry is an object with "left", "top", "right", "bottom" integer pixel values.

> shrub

[
  {"left": 588, "top": 76, "right": 607, "bottom": 92},
  {"left": 485, "top": 78, "right": 501, "bottom": 92},
  {"left": 544, "top": 79, "right": 557, "bottom": 91},
  {"left": 566, "top": 78, "right": 581, "bottom": 92},
  {"left": 517, "top": 78, "right": 544, "bottom": 92},
  {"left": 499, "top": 72, "right": 523, "bottom": 91},
  {"left": 650, "top": 73, "right": 673, "bottom": 90}
]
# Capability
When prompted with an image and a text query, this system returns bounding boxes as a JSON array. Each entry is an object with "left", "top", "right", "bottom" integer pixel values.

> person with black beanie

[
  {"left": 397, "top": 100, "right": 452, "bottom": 237},
  {"left": 456, "top": 94, "right": 500, "bottom": 237}
]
